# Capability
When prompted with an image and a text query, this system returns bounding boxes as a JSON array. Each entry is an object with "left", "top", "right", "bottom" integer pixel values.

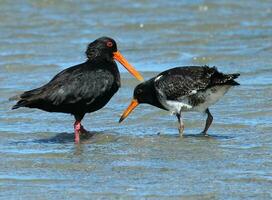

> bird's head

[
  {"left": 119, "top": 80, "right": 155, "bottom": 123},
  {"left": 86, "top": 37, "right": 143, "bottom": 81}
]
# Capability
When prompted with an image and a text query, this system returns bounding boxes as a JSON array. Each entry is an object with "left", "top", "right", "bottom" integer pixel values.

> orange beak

[
  {"left": 113, "top": 51, "right": 144, "bottom": 81},
  {"left": 119, "top": 99, "right": 139, "bottom": 123}
]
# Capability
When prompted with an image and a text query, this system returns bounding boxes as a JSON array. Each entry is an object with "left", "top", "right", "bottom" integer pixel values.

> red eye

[{"left": 106, "top": 41, "right": 113, "bottom": 47}]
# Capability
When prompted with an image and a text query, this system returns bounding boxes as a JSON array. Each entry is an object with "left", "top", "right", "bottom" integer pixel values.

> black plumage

[
  {"left": 154, "top": 66, "right": 239, "bottom": 100},
  {"left": 13, "top": 61, "right": 119, "bottom": 116},
  {"left": 119, "top": 66, "right": 240, "bottom": 135},
  {"left": 12, "top": 37, "right": 143, "bottom": 143}
]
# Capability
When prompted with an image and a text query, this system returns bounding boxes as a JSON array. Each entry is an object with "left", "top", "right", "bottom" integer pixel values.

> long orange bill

[
  {"left": 119, "top": 99, "right": 139, "bottom": 123},
  {"left": 113, "top": 51, "right": 144, "bottom": 81}
]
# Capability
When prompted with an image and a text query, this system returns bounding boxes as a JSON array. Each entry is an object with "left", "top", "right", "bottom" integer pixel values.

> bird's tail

[
  {"left": 225, "top": 73, "right": 240, "bottom": 86},
  {"left": 211, "top": 71, "right": 240, "bottom": 86},
  {"left": 12, "top": 100, "right": 29, "bottom": 109},
  {"left": 11, "top": 88, "right": 42, "bottom": 110},
  {"left": 228, "top": 73, "right": 240, "bottom": 80}
]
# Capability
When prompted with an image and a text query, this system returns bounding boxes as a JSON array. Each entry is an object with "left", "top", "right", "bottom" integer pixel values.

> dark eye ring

[{"left": 106, "top": 41, "right": 113, "bottom": 47}]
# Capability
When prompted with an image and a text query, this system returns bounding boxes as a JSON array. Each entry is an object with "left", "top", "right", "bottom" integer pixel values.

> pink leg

[{"left": 74, "top": 121, "right": 81, "bottom": 143}]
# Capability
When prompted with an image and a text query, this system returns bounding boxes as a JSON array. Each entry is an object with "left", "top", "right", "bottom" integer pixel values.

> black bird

[
  {"left": 119, "top": 66, "right": 240, "bottom": 135},
  {"left": 12, "top": 37, "right": 143, "bottom": 143}
]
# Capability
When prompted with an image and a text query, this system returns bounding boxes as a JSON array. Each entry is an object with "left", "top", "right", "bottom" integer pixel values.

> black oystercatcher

[
  {"left": 119, "top": 66, "right": 240, "bottom": 135},
  {"left": 12, "top": 37, "right": 143, "bottom": 143}
]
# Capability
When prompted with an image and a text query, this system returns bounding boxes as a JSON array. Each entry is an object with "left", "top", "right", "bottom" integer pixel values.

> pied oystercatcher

[{"left": 119, "top": 66, "right": 240, "bottom": 135}]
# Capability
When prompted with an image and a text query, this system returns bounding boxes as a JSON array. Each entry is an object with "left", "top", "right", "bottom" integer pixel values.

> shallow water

[{"left": 0, "top": 0, "right": 272, "bottom": 199}]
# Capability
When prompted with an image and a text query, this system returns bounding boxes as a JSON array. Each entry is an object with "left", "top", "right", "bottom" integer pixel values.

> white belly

[
  {"left": 193, "top": 85, "right": 232, "bottom": 112},
  {"left": 162, "top": 85, "right": 232, "bottom": 114}
]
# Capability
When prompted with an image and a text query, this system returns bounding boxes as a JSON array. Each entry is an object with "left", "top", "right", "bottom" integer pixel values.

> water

[{"left": 0, "top": 0, "right": 272, "bottom": 199}]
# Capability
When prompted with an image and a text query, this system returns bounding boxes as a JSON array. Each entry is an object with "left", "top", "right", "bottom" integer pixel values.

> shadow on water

[
  {"left": 11, "top": 131, "right": 121, "bottom": 144},
  {"left": 40, "top": 131, "right": 234, "bottom": 143},
  {"left": 35, "top": 132, "right": 95, "bottom": 144},
  {"left": 157, "top": 132, "right": 234, "bottom": 140},
  {"left": 9, "top": 130, "right": 234, "bottom": 146},
  {"left": 183, "top": 133, "right": 234, "bottom": 140}
]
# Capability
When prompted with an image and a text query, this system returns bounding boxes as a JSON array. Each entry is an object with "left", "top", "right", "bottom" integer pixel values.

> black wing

[
  {"left": 154, "top": 66, "right": 239, "bottom": 101},
  {"left": 46, "top": 69, "right": 115, "bottom": 106},
  {"left": 13, "top": 63, "right": 115, "bottom": 109}
]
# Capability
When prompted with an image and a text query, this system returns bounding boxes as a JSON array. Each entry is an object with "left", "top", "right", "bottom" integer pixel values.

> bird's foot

[
  {"left": 80, "top": 125, "right": 89, "bottom": 135},
  {"left": 200, "top": 131, "right": 209, "bottom": 136},
  {"left": 178, "top": 125, "right": 185, "bottom": 137},
  {"left": 79, "top": 126, "right": 90, "bottom": 139}
]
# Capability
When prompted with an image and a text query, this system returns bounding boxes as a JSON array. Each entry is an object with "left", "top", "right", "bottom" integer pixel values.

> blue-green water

[{"left": 0, "top": 0, "right": 272, "bottom": 199}]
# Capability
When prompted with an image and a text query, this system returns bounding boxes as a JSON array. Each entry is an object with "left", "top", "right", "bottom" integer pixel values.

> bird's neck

[
  {"left": 143, "top": 79, "right": 166, "bottom": 110},
  {"left": 85, "top": 58, "right": 120, "bottom": 86},
  {"left": 149, "top": 91, "right": 167, "bottom": 111},
  {"left": 86, "top": 54, "right": 112, "bottom": 63}
]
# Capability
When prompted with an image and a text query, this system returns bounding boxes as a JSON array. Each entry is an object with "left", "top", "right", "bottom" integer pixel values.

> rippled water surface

[{"left": 0, "top": 0, "right": 272, "bottom": 199}]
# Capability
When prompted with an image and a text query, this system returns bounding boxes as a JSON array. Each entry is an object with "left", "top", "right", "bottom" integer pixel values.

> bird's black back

[
  {"left": 154, "top": 66, "right": 240, "bottom": 101},
  {"left": 12, "top": 59, "right": 120, "bottom": 117}
]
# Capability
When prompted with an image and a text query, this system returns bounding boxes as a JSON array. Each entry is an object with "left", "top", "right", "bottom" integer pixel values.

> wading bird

[
  {"left": 12, "top": 37, "right": 143, "bottom": 143},
  {"left": 119, "top": 66, "right": 239, "bottom": 135}
]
